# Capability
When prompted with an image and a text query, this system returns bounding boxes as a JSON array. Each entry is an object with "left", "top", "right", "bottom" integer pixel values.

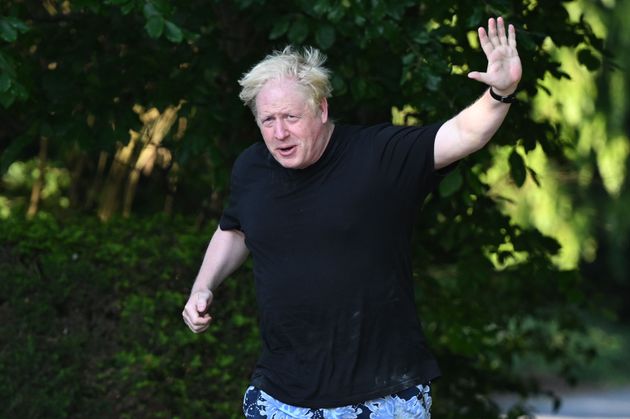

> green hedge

[{"left": 0, "top": 214, "right": 259, "bottom": 418}]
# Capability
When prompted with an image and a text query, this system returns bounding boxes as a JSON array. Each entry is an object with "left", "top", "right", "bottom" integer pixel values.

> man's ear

[{"left": 319, "top": 98, "right": 329, "bottom": 124}]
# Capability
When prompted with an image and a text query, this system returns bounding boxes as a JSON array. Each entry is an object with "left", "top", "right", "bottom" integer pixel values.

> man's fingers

[
  {"left": 497, "top": 17, "right": 508, "bottom": 46},
  {"left": 182, "top": 307, "right": 213, "bottom": 333},
  {"left": 192, "top": 314, "right": 212, "bottom": 327},
  {"left": 487, "top": 17, "right": 500, "bottom": 48},
  {"left": 192, "top": 325, "right": 209, "bottom": 334},
  {"left": 478, "top": 27, "right": 494, "bottom": 58},
  {"left": 189, "top": 316, "right": 212, "bottom": 333},
  {"left": 182, "top": 289, "right": 215, "bottom": 333},
  {"left": 508, "top": 24, "right": 517, "bottom": 49}
]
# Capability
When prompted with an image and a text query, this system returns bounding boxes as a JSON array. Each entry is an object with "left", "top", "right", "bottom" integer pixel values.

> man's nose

[{"left": 274, "top": 119, "right": 288, "bottom": 140}]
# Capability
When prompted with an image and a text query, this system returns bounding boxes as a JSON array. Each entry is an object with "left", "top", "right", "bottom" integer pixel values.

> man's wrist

[
  {"left": 489, "top": 87, "right": 517, "bottom": 103},
  {"left": 191, "top": 283, "right": 214, "bottom": 296}
]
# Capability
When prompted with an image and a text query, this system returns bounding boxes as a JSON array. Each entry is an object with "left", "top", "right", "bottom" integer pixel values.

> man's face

[{"left": 255, "top": 78, "right": 329, "bottom": 169}]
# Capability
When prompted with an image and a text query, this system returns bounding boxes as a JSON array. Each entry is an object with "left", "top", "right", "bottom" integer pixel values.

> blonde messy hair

[{"left": 238, "top": 46, "right": 333, "bottom": 116}]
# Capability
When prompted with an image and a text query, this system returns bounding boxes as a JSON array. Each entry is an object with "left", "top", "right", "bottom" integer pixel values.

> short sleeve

[
  {"left": 219, "top": 156, "right": 245, "bottom": 232},
  {"left": 371, "top": 121, "right": 451, "bottom": 200}
]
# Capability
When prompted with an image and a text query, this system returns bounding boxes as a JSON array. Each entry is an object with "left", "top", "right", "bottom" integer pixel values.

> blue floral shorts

[{"left": 242, "top": 383, "right": 432, "bottom": 418}]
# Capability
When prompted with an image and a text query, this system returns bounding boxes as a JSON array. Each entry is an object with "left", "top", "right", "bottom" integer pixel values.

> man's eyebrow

[{"left": 261, "top": 112, "right": 296, "bottom": 119}]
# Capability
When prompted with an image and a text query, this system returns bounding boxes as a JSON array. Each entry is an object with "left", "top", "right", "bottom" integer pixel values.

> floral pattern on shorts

[{"left": 243, "top": 383, "right": 431, "bottom": 419}]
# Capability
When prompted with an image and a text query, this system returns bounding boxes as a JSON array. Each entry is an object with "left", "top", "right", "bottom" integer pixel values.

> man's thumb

[
  {"left": 196, "top": 294, "right": 207, "bottom": 313},
  {"left": 467, "top": 71, "right": 486, "bottom": 83}
]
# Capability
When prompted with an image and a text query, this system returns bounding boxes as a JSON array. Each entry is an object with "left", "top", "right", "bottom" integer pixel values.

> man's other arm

[{"left": 182, "top": 227, "right": 249, "bottom": 333}]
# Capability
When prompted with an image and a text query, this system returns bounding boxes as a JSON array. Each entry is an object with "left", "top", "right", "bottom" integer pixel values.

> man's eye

[{"left": 287, "top": 115, "right": 299, "bottom": 121}]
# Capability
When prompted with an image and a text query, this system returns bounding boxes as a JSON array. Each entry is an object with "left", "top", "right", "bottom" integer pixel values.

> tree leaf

[
  {"left": 439, "top": 167, "right": 463, "bottom": 197},
  {"left": 165, "top": 20, "right": 183, "bottom": 43},
  {"left": 577, "top": 48, "right": 601, "bottom": 71},
  {"left": 0, "top": 91, "right": 15, "bottom": 108},
  {"left": 509, "top": 149, "right": 527, "bottom": 187},
  {"left": 315, "top": 25, "right": 335, "bottom": 50},
  {"left": 5, "top": 17, "right": 29, "bottom": 34},
  {"left": 0, "top": 72, "right": 11, "bottom": 92},
  {"left": 0, "top": 20, "right": 18, "bottom": 42},
  {"left": 143, "top": 2, "right": 160, "bottom": 18},
  {"left": 527, "top": 167, "right": 541, "bottom": 187},
  {"left": 121, "top": 1, "right": 136, "bottom": 15},
  {"left": 269, "top": 18, "right": 289, "bottom": 40},
  {"left": 288, "top": 19, "right": 309, "bottom": 44},
  {"left": 145, "top": 16, "right": 165, "bottom": 39}
]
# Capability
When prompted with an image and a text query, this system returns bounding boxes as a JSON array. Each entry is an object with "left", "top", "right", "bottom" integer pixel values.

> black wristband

[{"left": 489, "top": 87, "right": 517, "bottom": 104}]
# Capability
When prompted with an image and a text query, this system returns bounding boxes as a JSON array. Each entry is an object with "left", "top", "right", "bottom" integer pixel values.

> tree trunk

[
  {"left": 98, "top": 132, "right": 140, "bottom": 221},
  {"left": 85, "top": 151, "right": 109, "bottom": 211},
  {"left": 122, "top": 103, "right": 181, "bottom": 217},
  {"left": 68, "top": 151, "right": 86, "bottom": 209}
]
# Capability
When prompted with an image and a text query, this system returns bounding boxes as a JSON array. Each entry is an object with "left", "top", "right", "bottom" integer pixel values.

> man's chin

[{"left": 274, "top": 155, "right": 304, "bottom": 169}]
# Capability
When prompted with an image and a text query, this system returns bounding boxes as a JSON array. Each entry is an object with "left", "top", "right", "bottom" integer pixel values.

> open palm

[{"left": 468, "top": 17, "right": 522, "bottom": 94}]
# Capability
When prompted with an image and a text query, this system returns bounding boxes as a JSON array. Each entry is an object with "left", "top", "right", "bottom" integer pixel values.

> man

[{"left": 183, "top": 17, "right": 521, "bottom": 418}]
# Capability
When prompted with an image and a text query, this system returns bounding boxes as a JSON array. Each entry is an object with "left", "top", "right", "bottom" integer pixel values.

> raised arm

[
  {"left": 182, "top": 226, "right": 249, "bottom": 333},
  {"left": 434, "top": 16, "right": 522, "bottom": 169}
]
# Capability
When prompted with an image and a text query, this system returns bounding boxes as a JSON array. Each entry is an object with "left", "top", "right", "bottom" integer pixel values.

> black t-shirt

[{"left": 220, "top": 122, "right": 447, "bottom": 408}]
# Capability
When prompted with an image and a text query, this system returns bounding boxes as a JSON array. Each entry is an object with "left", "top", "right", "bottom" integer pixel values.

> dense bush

[{"left": 0, "top": 214, "right": 259, "bottom": 418}]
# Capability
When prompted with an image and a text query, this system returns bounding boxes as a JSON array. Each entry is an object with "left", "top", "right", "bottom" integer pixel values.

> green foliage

[
  {"left": 0, "top": 16, "right": 28, "bottom": 42},
  {"left": 0, "top": 13, "right": 29, "bottom": 108},
  {"left": 414, "top": 177, "right": 597, "bottom": 417},
  {"left": 0, "top": 0, "right": 605, "bottom": 184},
  {"left": 0, "top": 215, "right": 259, "bottom": 418},
  {"left": 495, "top": 0, "right": 630, "bottom": 316}
]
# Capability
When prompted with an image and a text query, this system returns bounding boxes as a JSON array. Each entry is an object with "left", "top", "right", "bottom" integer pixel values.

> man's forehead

[
  {"left": 256, "top": 83, "right": 311, "bottom": 115},
  {"left": 257, "top": 79, "right": 307, "bottom": 101}
]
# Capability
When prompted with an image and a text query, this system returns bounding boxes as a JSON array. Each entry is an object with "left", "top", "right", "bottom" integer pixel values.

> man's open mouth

[{"left": 278, "top": 145, "right": 297, "bottom": 156}]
